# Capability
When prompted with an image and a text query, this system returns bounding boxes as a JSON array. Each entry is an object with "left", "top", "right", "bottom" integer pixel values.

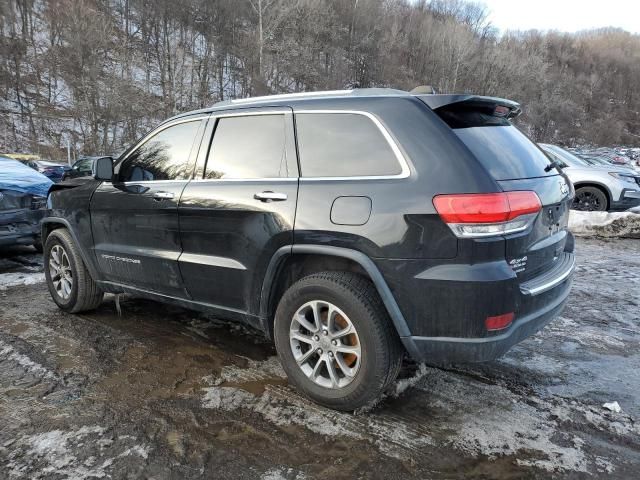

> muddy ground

[{"left": 0, "top": 238, "right": 638, "bottom": 479}]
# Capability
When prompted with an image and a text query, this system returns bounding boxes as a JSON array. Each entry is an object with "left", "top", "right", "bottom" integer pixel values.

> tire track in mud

[
  {"left": 202, "top": 358, "right": 436, "bottom": 463},
  {"left": 200, "top": 346, "right": 639, "bottom": 476}
]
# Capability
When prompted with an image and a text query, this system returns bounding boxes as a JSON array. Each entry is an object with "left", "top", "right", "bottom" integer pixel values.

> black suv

[{"left": 43, "top": 89, "right": 575, "bottom": 410}]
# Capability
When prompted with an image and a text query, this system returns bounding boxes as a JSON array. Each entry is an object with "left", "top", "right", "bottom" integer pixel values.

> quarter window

[
  {"left": 119, "top": 120, "right": 201, "bottom": 182},
  {"left": 295, "top": 113, "right": 402, "bottom": 177},
  {"left": 205, "top": 115, "right": 288, "bottom": 179}
]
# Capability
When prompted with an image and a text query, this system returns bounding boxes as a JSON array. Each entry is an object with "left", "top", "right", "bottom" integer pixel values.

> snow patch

[
  {"left": 569, "top": 210, "right": 640, "bottom": 238},
  {"left": 391, "top": 363, "right": 429, "bottom": 397},
  {"left": 411, "top": 368, "right": 614, "bottom": 474},
  {"left": 4, "top": 426, "right": 149, "bottom": 479},
  {"left": 260, "top": 467, "right": 307, "bottom": 480},
  {"left": 201, "top": 357, "right": 434, "bottom": 461},
  {"left": 217, "top": 356, "right": 287, "bottom": 384},
  {"left": 202, "top": 386, "right": 254, "bottom": 410},
  {"left": 538, "top": 316, "right": 626, "bottom": 350},
  {"left": 0, "top": 339, "right": 56, "bottom": 380},
  {"left": 603, "top": 401, "right": 622, "bottom": 413},
  {"left": 0, "top": 271, "right": 45, "bottom": 290}
]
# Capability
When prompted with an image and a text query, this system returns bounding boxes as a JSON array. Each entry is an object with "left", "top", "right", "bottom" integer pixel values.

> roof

[
  {"left": 166, "top": 88, "right": 521, "bottom": 122},
  {"left": 165, "top": 88, "right": 412, "bottom": 122}
]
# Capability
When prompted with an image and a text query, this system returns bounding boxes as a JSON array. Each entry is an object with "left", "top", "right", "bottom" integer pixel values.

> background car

[
  {"left": 540, "top": 144, "right": 640, "bottom": 211},
  {"left": 0, "top": 156, "right": 52, "bottom": 251},
  {"left": 573, "top": 148, "right": 635, "bottom": 168},
  {"left": 575, "top": 154, "right": 613, "bottom": 167},
  {"left": 62, "top": 156, "right": 110, "bottom": 181},
  {"left": 25, "top": 160, "right": 70, "bottom": 183}
]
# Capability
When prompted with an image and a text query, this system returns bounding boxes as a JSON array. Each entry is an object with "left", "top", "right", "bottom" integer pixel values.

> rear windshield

[{"left": 436, "top": 105, "right": 555, "bottom": 180}]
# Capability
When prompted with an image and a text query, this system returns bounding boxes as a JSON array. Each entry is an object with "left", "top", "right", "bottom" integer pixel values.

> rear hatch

[{"left": 423, "top": 95, "right": 573, "bottom": 282}]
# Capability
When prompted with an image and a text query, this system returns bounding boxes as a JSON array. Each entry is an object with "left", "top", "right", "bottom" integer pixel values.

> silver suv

[{"left": 540, "top": 144, "right": 640, "bottom": 211}]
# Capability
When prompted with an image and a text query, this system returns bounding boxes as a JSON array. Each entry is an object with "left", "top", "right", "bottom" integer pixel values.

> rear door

[
  {"left": 90, "top": 117, "right": 206, "bottom": 296},
  {"left": 433, "top": 100, "right": 573, "bottom": 281},
  {"left": 178, "top": 108, "right": 298, "bottom": 317}
]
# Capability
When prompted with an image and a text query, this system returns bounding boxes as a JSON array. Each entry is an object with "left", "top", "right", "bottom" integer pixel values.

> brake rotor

[{"left": 333, "top": 313, "right": 358, "bottom": 367}]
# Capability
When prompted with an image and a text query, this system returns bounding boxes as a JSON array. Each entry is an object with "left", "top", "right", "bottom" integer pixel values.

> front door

[
  {"left": 90, "top": 117, "right": 206, "bottom": 297},
  {"left": 178, "top": 108, "right": 298, "bottom": 319}
]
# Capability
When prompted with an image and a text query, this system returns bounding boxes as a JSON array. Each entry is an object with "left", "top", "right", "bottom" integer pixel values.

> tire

[
  {"left": 44, "top": 228, "right": 104, "bottom": 313},
  {"left": 274, "top": 272, "right": 404, "bottom": 411},
  {"left": 572, "top": 186, "right": 608, "bottom": 211}
]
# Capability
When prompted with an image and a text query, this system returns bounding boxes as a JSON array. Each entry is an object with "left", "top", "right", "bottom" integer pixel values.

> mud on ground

[{"left": 0, "top": 238, "right": 639, "bottom": 479}]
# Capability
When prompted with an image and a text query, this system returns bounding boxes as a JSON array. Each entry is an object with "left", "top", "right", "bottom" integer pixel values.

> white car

[{"left": 539, "top": 144, "right": 640, "bottom": 211}]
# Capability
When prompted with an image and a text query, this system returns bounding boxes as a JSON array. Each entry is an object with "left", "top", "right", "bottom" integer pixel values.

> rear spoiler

[{"left": 416, "top": 94, "right": 522, "bottom": 119}]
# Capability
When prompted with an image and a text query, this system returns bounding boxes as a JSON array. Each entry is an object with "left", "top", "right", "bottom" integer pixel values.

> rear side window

[
  {"left": 295, "top": 113, "right": 402, "bottom": 178},
  {"left": 119, "top": 120, "right": 201, "bottom": 182},
  {"left": 205, "top": 115, "right": 287, "bottom": 179},
  {"left": 436, "top": 104, "right": 554, "bottom": 180}
]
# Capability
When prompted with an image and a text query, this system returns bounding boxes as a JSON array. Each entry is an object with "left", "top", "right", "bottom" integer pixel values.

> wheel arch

[
  {"left": 259, "top": 245, "right": 411, "bottom": 341},
  {"left": 572, "top": 182, "right": 612, "bottom": 209},
  {"left": 42, "top": 218, "right": 100, "bottom": 280}
]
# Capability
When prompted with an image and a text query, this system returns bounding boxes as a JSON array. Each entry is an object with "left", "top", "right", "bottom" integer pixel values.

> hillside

[{"left": 1, "top": 0, "right": 639, "bottom": 159}]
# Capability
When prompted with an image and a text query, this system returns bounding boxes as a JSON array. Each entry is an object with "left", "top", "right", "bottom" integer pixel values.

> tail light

[{"left": 433, "top": 191, "right": 541, "bottom": 238}]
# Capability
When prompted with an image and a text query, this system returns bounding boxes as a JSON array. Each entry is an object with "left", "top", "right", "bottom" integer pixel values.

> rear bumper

[
  {"left": 0, "top": 209, "right": 44, "bottom": 247},
  {"left": 401, "top": 275, "right": 572, "bottom": 363},
  {"left": 376, "top": 234, "right": 576, "bottom": 364}
]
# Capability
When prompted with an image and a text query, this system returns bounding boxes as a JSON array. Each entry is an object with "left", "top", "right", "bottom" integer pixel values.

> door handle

[
  {"left": 152, "top": 191, "right": 175, "bottom": 200},
  {"left": 254, "top": 191, "right": 287, "bottom": 202}
]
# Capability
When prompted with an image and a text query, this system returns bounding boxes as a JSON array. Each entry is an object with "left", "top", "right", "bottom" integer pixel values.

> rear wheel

[
  {"left": 274, "top": 272, "right": 403, "bottom": 411},
  {"left": 44, "top": 229, "right": 104, "bottom": 313},
  {"left": 572, "top": 186, "right": 608, "bottom": 211}
]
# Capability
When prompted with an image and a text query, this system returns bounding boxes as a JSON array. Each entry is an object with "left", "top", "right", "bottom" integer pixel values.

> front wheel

[
  {"left": 44, "top": 228, "right": 104, "bottom": 313},
  {"left": 572, "top": 186, "right": 608, "bottom": 211},
  {"left": 274, "top": 272, "right": 403, "bottom": 411}
]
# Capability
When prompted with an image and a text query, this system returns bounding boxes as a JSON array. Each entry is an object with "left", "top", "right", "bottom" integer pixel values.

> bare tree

[{"left": 0, "top": 0, "right": 638, "bottom": 159}]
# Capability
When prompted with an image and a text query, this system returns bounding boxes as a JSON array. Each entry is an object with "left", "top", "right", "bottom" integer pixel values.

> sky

[{"left": 481, "top": 0, "right": 640, "bottom": 34}]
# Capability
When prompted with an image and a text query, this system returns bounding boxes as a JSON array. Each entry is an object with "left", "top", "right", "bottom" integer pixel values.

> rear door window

[
  {"left": 204, "top": 114, "right": 288, "bottom": 179},
  {"left": 295, "top": 113, "right": 403, "bottom": 178}
]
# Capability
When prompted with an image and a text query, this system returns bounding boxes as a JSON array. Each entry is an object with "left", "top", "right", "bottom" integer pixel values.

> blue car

[
  {"left": 25, "top": 160, "right": 71, "bottom": 183},
  {"left": 1, "top": 157, "right": 52, "bottom": 251}
]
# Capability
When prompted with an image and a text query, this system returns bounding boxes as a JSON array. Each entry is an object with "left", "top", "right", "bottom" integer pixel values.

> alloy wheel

[
  {"left": 289, "top": 300, "right": 361, "bottom": 389},
  {"left": 49, "top": 244, "right": 73, "bottom": 300},
  {"left": 573, "top": 190, "right": 603, "bottom": 211}
]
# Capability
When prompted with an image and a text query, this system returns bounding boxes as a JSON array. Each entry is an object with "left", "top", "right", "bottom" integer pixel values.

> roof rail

[
  {"left": 208, "top": 88, "right": 413, "bottom": 109},
  {"left": 216, "top": 89, "right": 353, "bottom": 106}
]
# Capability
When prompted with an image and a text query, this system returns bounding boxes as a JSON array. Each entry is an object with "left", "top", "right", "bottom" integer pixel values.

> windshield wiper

[{"left": 545, "top": 160, "right": 564, "bottom": 172}]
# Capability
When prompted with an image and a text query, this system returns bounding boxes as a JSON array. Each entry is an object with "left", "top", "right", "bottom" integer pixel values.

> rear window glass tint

[
  {"left": 454, "top": 126, "right": 555, "bottom": 180},
  {"left": 205, "top": 115, "right": 287, "bottom": 179},
  {"left": 296, "top": 113, "right": 402, "bottom": 177}
]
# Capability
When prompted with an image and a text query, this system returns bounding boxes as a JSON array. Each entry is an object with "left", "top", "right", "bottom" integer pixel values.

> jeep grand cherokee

[{"left": 43, "top": 89, "right": 575, "bottom": 410}]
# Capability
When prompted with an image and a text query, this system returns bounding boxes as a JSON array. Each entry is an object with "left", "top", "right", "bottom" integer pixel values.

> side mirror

[{"left": 94, "top": 157, "right": 114, "bottom": 181}]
